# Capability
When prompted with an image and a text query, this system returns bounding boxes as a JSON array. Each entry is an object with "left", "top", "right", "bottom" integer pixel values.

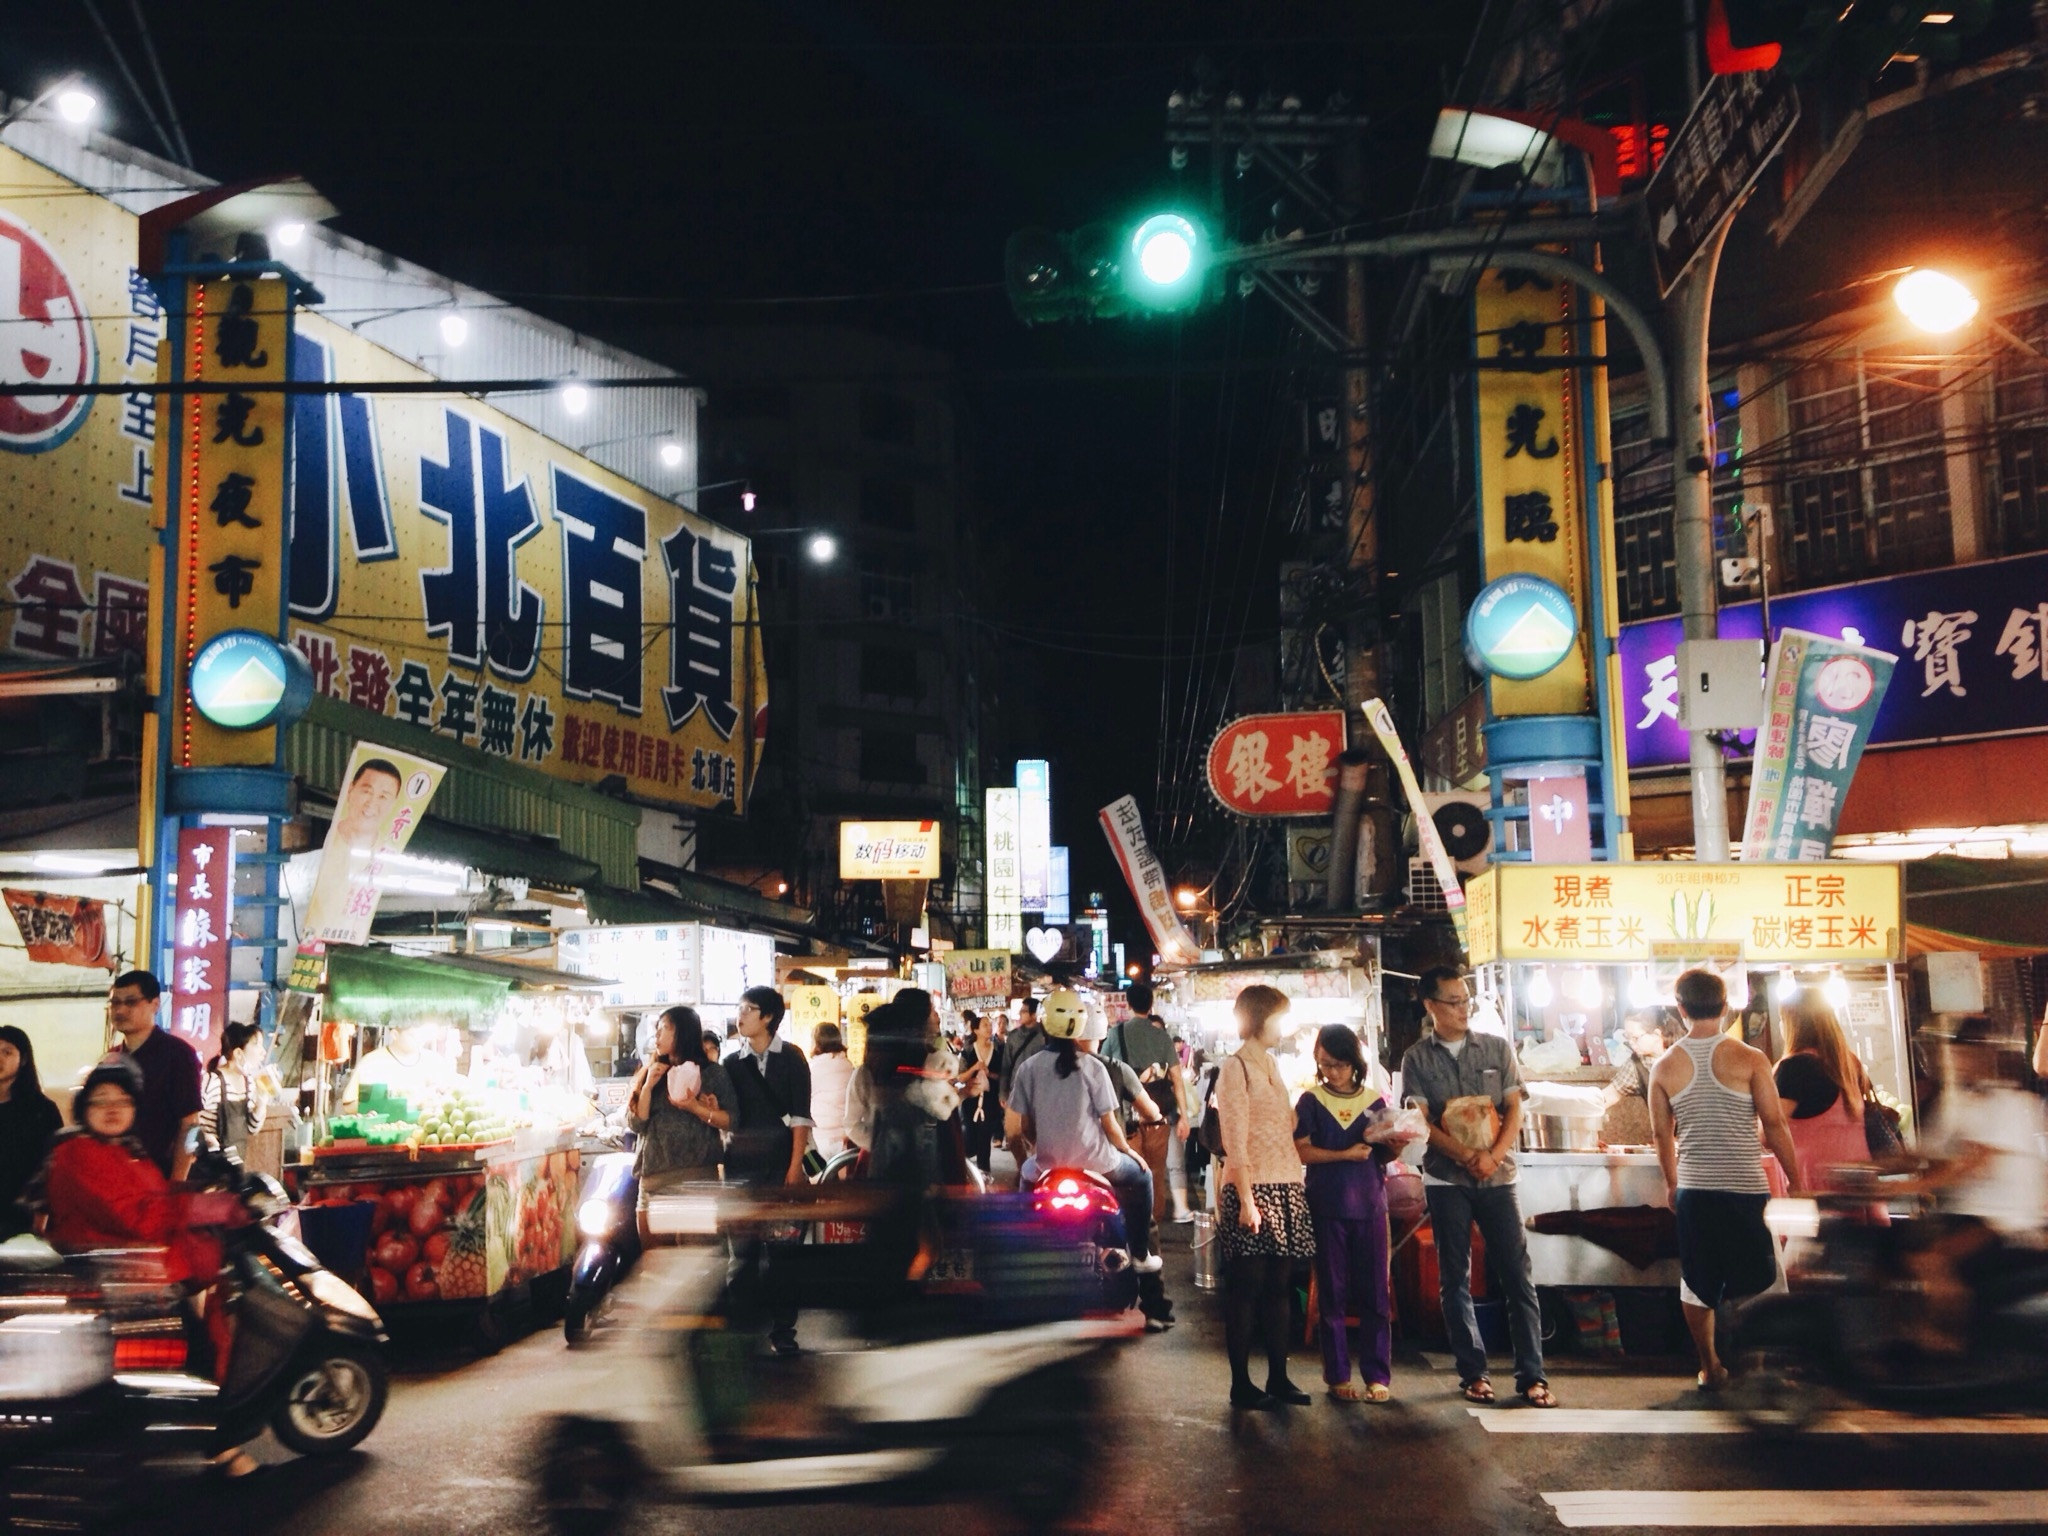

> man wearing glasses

[
  {"left": 1400, "top": 965, "right": 1556, "bottom": 1408},
  {"left": 105, "top": 969, "right": 203, "bottom": 1179}
]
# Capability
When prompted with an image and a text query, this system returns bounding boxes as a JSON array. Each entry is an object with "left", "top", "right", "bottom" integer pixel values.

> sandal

[
  {"left": 1361, "top": 1382, "right": 1393, "bottom": 1404},
  {"left": 1696, "top": 1368, "right": 1730, "bottom": 1393},
  {"left": 1520, "top": 1381, "right": 1560, "bottom": 1409},
  {"left": 1461, "top": 1378, "right": 1496, "bottom": 1404},
  {"left": 1330, "top": 1382, "right": 1367, "bottom": 1402}
]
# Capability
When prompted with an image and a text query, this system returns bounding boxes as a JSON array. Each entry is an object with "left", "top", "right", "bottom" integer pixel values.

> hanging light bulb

[
  {"left": 1823, "top": 971, "right": 1850, "bottom": 1009},
  {"left": 1525, "top": 967, "right": 1554, "bottom": 1009},
  {"left": 1628, "top": 969, "right": 1656, "bottom": 1009},
  {"left": 1774, "top": 968, "right": 1799, "bottom": 1003},
  {"left": 1726, "top": 969, "right": 1750, "bottom": 1010},
  {"left": 1575, "top": 968, "right": 1604, "bottom": 1006}
]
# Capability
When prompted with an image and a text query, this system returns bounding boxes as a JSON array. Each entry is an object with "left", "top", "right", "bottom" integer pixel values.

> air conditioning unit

[{"left": 1419, "top": 791, "right": 1495, "bottom": 875}]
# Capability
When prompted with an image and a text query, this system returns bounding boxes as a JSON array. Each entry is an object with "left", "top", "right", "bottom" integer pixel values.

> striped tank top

[{"left": 1671, "top": 1034, "right": 1768, "bottom": 1194}]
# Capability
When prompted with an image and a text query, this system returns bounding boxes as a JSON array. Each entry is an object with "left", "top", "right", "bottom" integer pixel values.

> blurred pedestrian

[
  {"left": 1775, "top": 995, "right": 1883, "bottom": 1202},
  {"left": 1295, "top": 1025, "right": 1396, "bottom": 1403},
  {"left": 626, "top": 1005, "right": 733, "bottom": 1245},
  {"left": 728, "top": 987, "right": 813, "bottom": 1355},
  {"left": 1215, "top": 984, "right": 1316, "bottom": 1410},
  {"left": 961, "top": 1011, "right": 1004, "bottom": 1175},
  {"left": 1401, "top": 966, "right": 1555, "bottom": 1408},
  {"left": 808, "top": 1023, "right": 854, "bottom": 1163},
  {"left": 0, "top": 1025, "right": 60, "bottom": 1239},
  {"left": 1104, "top": 983, "right": 1191, "bottom": 1226},
  {"left": 1650, "top": 968, "right": 1802, "bottom": 1391},
  {"left": 106, "top": 969, "right": 202, "bottom": 1178},
  {"left": 200, "top": 1020, "right": 268, "bottom": 1158}
]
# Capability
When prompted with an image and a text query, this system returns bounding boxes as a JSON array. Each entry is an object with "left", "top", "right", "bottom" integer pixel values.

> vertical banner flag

[
  {"left": 986, "top": 787, "right": 1022, "bottom": 953},
  {"left": 1098, "top": 795, "right": 1202, "bottom": 967},
  {"left": 171, "top": 277, "right": 292, "bottom": 769},
  {"left": 301, "top": 742, "right": 449, "bottom": 946},
  {"left": 1361, "top": 698, "right": 1470, "bottom": 952},
  {"left": 1739, "top": 628, "right": 1897, "bottom": 862},
  {"left": 170, "top": 827, "right": 232, "bottom": 1056},
  {"left": 1472, "top": 268, "right": 1594, "bottom": 719},
  {"left": 3, "top": 891, "right": 115, "bottom": 970},
  {"left": 1017, "top": 760, "right": 1052, "bottom": 911}
]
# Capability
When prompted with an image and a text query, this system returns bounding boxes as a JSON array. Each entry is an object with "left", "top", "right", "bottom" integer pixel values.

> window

[
  {"left": 860, "top": 728, "right": 925, "bottom": 784},
  {"left": 717, "top": 384, "right": 790, "bottom": 421},
  {"left": 1992, "top": 308, "right": 2048, "bottom": 556},
  {"left": 859, "top": 476, "right": 917, "bottom": 532},
  {"left": 860, "top": 567, "right": 916, "bottom": 620},
  {"left": 1609, "top": 392, "right": 1745, "bottom": 623},
  {"left": 860, "top": 390, "right": 917, "bottom": 446},
  {"left": 860, "top": 644, "right": 920, "bottom": 699}
]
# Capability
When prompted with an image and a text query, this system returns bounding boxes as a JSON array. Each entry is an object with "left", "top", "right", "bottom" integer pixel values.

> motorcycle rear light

[{"left": 112, "top": 1336, "right": 187, "bottom": 1372}]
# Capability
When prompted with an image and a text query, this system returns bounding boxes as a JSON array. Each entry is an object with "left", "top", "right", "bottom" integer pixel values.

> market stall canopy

[
  {"left": 324, "top": 944, "right": 515, "bottom": 1029},
  {"left": 587, "top": 873, "right": 813, "bottom": 940},
  {"left": 1904, "top": 856, "right": 2048, "bottom": 956}
]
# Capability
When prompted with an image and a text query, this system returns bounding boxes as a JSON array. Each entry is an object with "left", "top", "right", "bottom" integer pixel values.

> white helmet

[
  {"left": 1040, "top": 989, "right": 1089, "bottom": 1040},
  {"left": 1077, "top": 1003, "right": 1109, "bottom": 1044}
]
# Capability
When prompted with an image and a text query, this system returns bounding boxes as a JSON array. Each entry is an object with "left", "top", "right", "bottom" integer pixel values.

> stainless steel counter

[{"left": 1514, "top": 1150, "right": 1678, "bottom": 1289}]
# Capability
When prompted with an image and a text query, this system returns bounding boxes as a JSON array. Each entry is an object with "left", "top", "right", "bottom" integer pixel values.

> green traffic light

[{"left": 1125, "top": 212, "right": 1207, "bottom": 309}]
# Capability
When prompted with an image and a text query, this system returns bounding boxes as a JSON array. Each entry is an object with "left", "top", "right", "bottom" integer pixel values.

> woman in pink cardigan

[{"left": 1216, "top": 984, "right": 1317, "bottom": 1410}]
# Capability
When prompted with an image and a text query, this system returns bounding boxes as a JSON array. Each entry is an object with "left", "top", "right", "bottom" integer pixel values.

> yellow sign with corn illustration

[{"left": 1461, "top": 863, "right": 1902, "bottom": 965}]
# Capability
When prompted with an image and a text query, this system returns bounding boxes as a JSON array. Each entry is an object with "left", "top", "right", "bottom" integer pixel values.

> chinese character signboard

[
  {"left": 1421, "top": 686, "right": 1488, "bottom": 787},
  {"left": 1017, "top": 760, "right": 1052, "bottom": 910},
  {"left": 0, "top": 142, "right": 764, "bottom": 815},
  {"left": 2, "top": 890, "right": 114, "bottom": 970},
  {"left": 1097, "top": 795, "right": 1201, "bottom": 967},
  {"left": 559, "top": 923, "right": 699, "bottom": 1009},
  {"left": 169, "top": 277, "right": 292, "bottom": 769},
  {"left": 986, "top": 787, "right": 1022, "bottom": 953},
  {"left": 699, "top": 925, "right": 776, "bottom": 1009},
  {"left": 942, "top": 949, "right": 1012, "bottom": 1001},
  {"left": 1204, "top": 709, "right": 1345, "bottom": 818},
  {"left": 838, "top": 820, "right": 941, "bottom": 880},
  {"left": 170, "top": 827, "right": 231, "bottom": 1055},
  {"left": 1739, "top": 628, "right": 1896, "bottom": 862},
  {"left": 1471, "top": 268, "right": 1594, "bottom": 719},
  {"left": 1645, "top": 71, "right": 1799, "bottom": 298},
  {"left": 1616, "top": 552, "right": 2048, "bottom": 771},
  {"left": 1528, "top": 773, "right": 1593, "bottom": 863},
  {"left": 783, "top": 984, "right": 840, "bottom": 1037},
  {"left": 300, "top": 742, "right": 447, "bottom": 945},
  {"left": 1461, "top": 862, "right": 1902, "bottom": 965}
]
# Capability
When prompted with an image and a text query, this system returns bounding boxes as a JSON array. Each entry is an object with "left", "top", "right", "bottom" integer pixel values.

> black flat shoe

[
  {"left": 1229, "top": 1383, "right": 1277, "bottom": 1410},
  {"left": 1265, "top": 1379, "right": 1313, "bottom": 1406}
]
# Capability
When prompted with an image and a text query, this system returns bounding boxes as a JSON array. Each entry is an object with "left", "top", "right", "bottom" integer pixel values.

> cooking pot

[{"left": 1521, "top": 1112, "right": 1603, "bottom": 1152}]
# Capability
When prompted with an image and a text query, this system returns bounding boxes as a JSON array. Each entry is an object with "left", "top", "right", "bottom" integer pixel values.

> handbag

[
  {"left": 1198, "top": 1058, "right": 1248, "bottom": 1158},
  {"left": 1863, "top": 1092, "right": 1905, "bottom": 1158}
]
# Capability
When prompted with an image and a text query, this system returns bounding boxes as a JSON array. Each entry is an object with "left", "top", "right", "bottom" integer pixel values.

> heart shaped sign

[{"left": 1024, "top": 927, "right": 1063, "bottom": 964}]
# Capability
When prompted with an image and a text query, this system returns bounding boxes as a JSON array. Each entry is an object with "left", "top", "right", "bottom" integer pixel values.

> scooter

[
  {"left": 1028, "top": 1166, "right": 1140, "bottom": 1316},
  {"left": 1729, "top": 1191, "right": 2048, "bottom": 1430},
  {"left": 0, "top": 1139, "right": 389, "bottom": 1529},
  {"left": 533, "top": 1177, "right": 1138, "bottom": 1536},
  {"left": 565, "top": 1151, "right": 639, "bottom": 1346}
]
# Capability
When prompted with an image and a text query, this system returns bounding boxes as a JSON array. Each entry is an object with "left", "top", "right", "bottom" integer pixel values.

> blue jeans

[{"left": 1425, "top": 1182, "right": 1546, "bottom": 1391}]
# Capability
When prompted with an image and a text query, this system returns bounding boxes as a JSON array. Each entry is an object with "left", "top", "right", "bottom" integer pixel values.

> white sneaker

[{"left": 1133, "top": 1252, "right": 1164, "bottom": 1274}]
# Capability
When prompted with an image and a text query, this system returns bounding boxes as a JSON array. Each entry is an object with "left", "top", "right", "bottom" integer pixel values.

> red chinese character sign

[
  {"left": 171, "top": 827, "right": 231, "bottom": 1056},
  {"left": 1204, "top": 710, "right": 1346, "bottom": 818},
  {"left": 2, "top": 890, "right": 115, "bottom": 970}
]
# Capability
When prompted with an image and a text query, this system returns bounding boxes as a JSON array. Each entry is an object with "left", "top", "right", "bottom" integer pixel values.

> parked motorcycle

[
  {"left": 0, "top": 1139, "right": 389, "bottom": 1529},
  {"left": 1730, "top": 1193, "right": 2048, "bottom": 1430},
  {"left": 533, "top": 1176, "right": 1138, "bottom": 1536}
]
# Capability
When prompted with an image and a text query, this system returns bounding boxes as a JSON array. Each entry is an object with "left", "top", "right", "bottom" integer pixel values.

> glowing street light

[
  {"left": 273, "top": 221, "right": 306, "bottom": 249},
  {"left": 560, "top": 383, "right": 589, "bottom": 416},
  {"left": 439, "top": 312, "right": 469, "bottom": 349},
  {"left": 54, "top": 86, "right": 96, "bottom": 125},
  {"left": 805, "top": 532, "right": 838, "bottom": 564},
  {"left": 1175, "top": 887, "right": 1200, "bottom": 910},
  {"left": 1893, "top": 268, "right": 1979, "bottom": 334},
  {"left": 658, "top": 441, "right": 685, "bottom": 468}
]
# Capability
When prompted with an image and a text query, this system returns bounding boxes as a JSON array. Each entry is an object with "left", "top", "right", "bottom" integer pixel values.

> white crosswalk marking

[
  {"left": 1543, "top": 1490, "right": 2048, "bottom": 1527},
  {"left": 1473, "top": 1408, "right": 2048, "bottom": 1436}
]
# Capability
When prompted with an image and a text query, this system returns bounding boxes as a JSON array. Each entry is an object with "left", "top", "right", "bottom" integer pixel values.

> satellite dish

[{"left": 1432, "top": 800, "right": 1490, "bottom": 863}]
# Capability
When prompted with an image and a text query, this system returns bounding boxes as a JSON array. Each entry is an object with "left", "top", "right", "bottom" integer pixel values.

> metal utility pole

[{"left": 1339, "top": 133, "right": 1378, "bottom": 721}]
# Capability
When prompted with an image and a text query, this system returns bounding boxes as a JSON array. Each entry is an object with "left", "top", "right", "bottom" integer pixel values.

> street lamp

[
  {"left": 439, "top": 312, "right": 469, "bottom": 348},
  {"left": 805, "top": 533, "right": 838, "bottom": 565},
  {"left": 1175, "top": 887, "right": 1199, "bottom": 911},
  {"left": 55, "top": 86, "right": 96, "bottom": 124},
  {"left": 559, "top": 383, "right": 590, "bottom": 416},
  {"left": 1893, "top": 268, "right": 1979, "bottom": 334}
]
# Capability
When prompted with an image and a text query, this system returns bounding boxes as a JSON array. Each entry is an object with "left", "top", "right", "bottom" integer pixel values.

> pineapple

[{"left": 440, "top": 1188, "right": 490, "bottom": 1299}]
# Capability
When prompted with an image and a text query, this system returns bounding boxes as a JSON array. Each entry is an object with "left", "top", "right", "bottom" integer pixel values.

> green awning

[
  {"left": 323, "top": 944, "right": 514, "bottom": 1029},
  {"left": 585, "top": 873, "right": 812, "bottom": 938},
  {"left": 1904, "top": 856, "right": 2048, "bottom": 955}
]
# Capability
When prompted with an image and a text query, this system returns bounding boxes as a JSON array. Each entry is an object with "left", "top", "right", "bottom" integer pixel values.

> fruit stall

[{"left": 288, "top": 944, "right": 604, "bottom": 1330}]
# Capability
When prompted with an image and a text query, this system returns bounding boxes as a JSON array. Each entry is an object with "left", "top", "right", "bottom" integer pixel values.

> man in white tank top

[{"left": 1649, "top": 969, "right": 1803, "bottom": 1390}]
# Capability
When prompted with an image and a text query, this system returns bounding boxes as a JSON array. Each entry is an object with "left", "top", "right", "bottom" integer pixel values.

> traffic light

[{"left": 1004, "top": 210, "right": 1212, "bottom": 325}]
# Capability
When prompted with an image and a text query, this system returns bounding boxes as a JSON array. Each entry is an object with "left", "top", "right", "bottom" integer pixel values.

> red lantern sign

[{"left": 1204, "top": 710, "right": 1347, "bottom": 818}]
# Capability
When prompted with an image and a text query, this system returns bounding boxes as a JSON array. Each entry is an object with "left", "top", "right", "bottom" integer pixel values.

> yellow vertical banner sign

[
  {"left": 1472, "top": 267, "right": 1593, "bottom": 718},
  {"left": 168, "top": 276, "right": 291, "bottom": 768}
]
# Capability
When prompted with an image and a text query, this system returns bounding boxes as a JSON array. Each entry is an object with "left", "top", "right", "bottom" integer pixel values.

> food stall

[
  {"left": 1158, "top": 948, "right": 1385, "bottom": 1091},
  {"left": 291, "top": 945, "right": 602, "bottom": 1331},
  {"left": 1458, "top": 861, "right": 1909, "bottom": 1291},
  {"left": 558, "top": 919, "right": 780, "bottom": 1069}
]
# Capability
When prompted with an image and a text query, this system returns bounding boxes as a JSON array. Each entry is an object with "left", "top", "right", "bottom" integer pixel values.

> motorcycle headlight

[{"left": 577, "top": 1198, "right": 617, "bottom": 1238}]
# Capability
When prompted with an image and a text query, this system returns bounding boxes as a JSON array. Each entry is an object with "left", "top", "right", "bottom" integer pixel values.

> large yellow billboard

[{"left": 0, "top": 142, "right": 764, "bottom": 814}]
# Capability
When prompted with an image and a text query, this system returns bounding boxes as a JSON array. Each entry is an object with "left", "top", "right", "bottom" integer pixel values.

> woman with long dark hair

[
  {"left": 200, "top": 1020, "right": 268, "bottom": 1157},
  {"left": 1294, "top": 1025, "right": 1398, "bottom": 1402},
  {"left": 1216, "top": 984, "right": 1316, "bottom": 1409},
  {"left": 0, "top": 1024, "right": 59, "bottom": 1239},
  {"left": 627, "top": 1004, "right": 735, "bottom": 1243},
  {"left": 1775, "top": 995, "right": 1882, "bottom": 1202},
  {"left": 961, "top": 1010, "right": 1005, "bottom": 1175}
]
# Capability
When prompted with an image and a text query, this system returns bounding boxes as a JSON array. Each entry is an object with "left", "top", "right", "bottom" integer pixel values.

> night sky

[{"left": 3, "top": 3, "right": 1483, "bottom": 946}]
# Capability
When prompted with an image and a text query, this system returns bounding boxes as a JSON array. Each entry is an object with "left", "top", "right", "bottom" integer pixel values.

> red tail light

[
  {"left": 113, "top": 1335, "right": 188, "bottom": 1372},
  {"left": 1031, "top": 1170, "right": 1117, "bottom": 1219}
]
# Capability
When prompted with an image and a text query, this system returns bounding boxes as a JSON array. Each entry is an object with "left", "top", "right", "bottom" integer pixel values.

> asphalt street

[{"left": 102, "top": 1218, "right": 2048, "bottom": 1536}]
